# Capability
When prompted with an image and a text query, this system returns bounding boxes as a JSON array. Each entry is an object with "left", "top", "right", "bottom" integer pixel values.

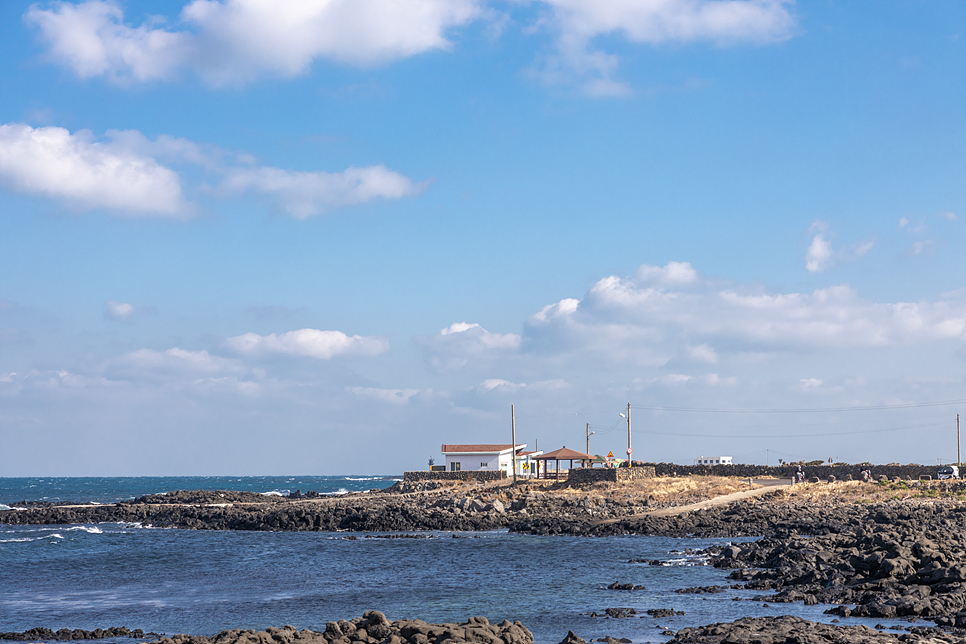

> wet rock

[
  {"left": 148, "top": 614, "right": 533, "bottom": 644},
  {"left": 0, "top": 627, "right": 156, "bottom": 641},
  {"left": 600, "top": 609, "right": 637, "bottom": 619},
  {"left": 674, "top": 587, "right": 724, "bottom": 595},
  {"left": 666, "top": 615, "right": 963, "bottom": 643},
  {"left": 557, "top": 632, "right": 586, "bottom": 644},
  {"left": 605, "top": 582, "right": 646, "bottom": 591},
  {"left": 644, "top": 610, "right": 684, "bottom": 619}
]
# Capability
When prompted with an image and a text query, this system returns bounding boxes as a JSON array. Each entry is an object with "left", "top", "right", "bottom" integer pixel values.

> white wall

[{"left": 444, "top": 453, "right": 502, "bottom": 471}]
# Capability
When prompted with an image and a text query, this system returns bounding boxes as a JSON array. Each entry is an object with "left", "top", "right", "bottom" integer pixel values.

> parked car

[{"left": 938, "top": 465, "right": 960, "bottom": 480}]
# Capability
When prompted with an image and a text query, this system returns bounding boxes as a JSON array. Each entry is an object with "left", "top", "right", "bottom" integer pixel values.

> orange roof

[
  {"left": 441, "top": 444, "right": 524, "bottom": 453},
  {"left": 534, "top": 447, "right": 594, "bottom": 460}
]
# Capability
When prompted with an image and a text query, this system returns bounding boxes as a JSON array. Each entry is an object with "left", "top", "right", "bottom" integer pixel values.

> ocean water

[
  {"left": 0, "top": 478, "right": 906, "bottom": 644},
  {"left": 0, "top": 476, "right": 399, "bottom": 507}
]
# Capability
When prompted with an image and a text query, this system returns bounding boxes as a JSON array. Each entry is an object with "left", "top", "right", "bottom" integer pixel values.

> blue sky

[{"left": 0, "top": 0, "right": 964, "bottom": 475}]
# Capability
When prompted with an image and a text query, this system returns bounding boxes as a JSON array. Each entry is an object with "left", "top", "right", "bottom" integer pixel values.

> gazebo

[{"left": 533, "top": 446, "right": 596, "bottom": 480}]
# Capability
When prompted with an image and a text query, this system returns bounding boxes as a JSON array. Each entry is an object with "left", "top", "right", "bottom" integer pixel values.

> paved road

[{"left": 593, "top": 477, "right": 791, "bottom": 526}]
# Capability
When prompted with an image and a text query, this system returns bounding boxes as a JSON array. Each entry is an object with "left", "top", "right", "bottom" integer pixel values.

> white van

[{"left": 938, "top": 465, "right": 960, "bottom": 480}]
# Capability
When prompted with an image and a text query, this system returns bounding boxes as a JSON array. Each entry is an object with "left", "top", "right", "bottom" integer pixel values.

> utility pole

[
  {"left": 511, "top": 404, "right": 517, "bottom": 484},
  {"left": 766, "top": 449, "right": 769, "bottom": 467},
  {"left": 626, "top": 402, "right": 632, "bottom": 467},
  {"left": 958, "top": 413, "right": 961, "bottom": 470},
  {"left": 586, "top": 422, "right": 595, "bottom": 468}
]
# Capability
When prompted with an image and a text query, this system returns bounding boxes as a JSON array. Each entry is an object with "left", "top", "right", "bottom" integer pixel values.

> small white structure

[
  {"left": 695, "top": 456, "right": 733, "bottom": 465},
  {"left": 441, "top": 444, "right": 540, "bottom": 476}
]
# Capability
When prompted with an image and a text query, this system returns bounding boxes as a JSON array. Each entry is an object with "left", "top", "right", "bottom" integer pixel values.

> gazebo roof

[{"left": 534, "top": 447, "right": 594, "bottom": 461}]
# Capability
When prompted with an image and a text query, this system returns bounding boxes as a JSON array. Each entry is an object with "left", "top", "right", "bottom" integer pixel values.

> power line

[
  {"left": 631, "top": 399, "right": 966, "bottom": 414},
  {"left": 642, "top": 419, "right": 951, "bottom": 439},
  {"left": 624, "top": 413, "right": 951, "bottom": 432}
]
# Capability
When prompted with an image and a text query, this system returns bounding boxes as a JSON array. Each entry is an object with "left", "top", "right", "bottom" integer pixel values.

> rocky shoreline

[
  {"left": 146, "top": 612, "right": 533, "bottom": 644},
  {"left": 0, "top": 482, "right": 668, "bottom": 532},
  {"left": 7, "top": 614, "right": 963, "bottom": 644},
  {"left": 0, "top": 627, "right": 157, "bottom": 641},
  {"left": 7, "top": 480, "right": 966, "bottom": 643},
  {"left": 697, "top": 502, "right": 966, "bottom": 628}
]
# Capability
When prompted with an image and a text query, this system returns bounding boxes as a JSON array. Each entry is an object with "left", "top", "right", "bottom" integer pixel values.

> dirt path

[{"left": 593, "top": 478, "right": 791, "bottom": 525}]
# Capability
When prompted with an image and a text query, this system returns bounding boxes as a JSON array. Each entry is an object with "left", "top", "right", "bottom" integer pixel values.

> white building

[
  {"left": 441, "top": 444, "right": 541, "bottom": 476},
  {"left": 695, "top": 456, "right": 733, "bottom": 465}
]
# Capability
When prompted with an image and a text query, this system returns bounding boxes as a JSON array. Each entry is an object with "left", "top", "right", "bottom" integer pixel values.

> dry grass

[
  {"left": 543, "top": 475, "right": 760, "bottom": 505},
  {"left": 624, "top": 476, "right": 758, "bottom": 500},
  {"left": 771, "top": 479, "right": 966, "bottom": 505}
]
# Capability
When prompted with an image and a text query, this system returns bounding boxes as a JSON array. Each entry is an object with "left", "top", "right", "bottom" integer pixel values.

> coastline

[{"left": 5, "top": 477, "right": 966, "bottom": 643}]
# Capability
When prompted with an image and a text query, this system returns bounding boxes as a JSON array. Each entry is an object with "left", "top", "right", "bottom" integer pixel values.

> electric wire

[
  {"left": 641, "top": 419, "right": 950, "bottom": 439},
  {"left": 630, "top": 399, "right": 966, "bottom": 414}
]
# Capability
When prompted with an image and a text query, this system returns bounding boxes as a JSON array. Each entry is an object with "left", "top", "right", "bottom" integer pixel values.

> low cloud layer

[
  {"left": 0, "top": 123, "right": 422, "bottom": 217},
  {"left": 3, "top": 261, "right": 965, "bottom": 474},
  {"left": 422, "top": 262, "right": 966, "bottom": 374}
]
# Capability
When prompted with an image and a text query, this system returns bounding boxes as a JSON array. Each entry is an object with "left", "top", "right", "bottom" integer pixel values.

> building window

[
  {"left": 451, "top": 462, "right": 461, "bottom": 472},
  {"left": 481, "top": 462, "right": 487, "bottom": 468}
]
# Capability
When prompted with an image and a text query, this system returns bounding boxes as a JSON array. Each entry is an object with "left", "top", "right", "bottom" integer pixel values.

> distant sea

[
  {"left": 0, "top": 477, "right": 896, "bottom": 644},
  {"left": 0, "top": 476, "right": 400, "bottom": 507}
]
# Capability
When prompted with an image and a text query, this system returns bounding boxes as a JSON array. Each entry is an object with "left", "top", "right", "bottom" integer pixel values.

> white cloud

[
  {"left": 438, "top": 322, "right": 521, "bottom": 349},
  {"left": 515, "top": 262, "right": 966, "bottom": 367},
  {"left": 104, "top": 300, "right": 135, "bottom": 321},
  {"left": 662, "top": 373, "right": 692, "bottom": 383},
  {"left": 0, "top": 122, "right": 422, "bottom": 218},
  {"left": 906, "top": 240, "right": 937, "bottom": 257},
  {"left": 27, "top": 1, "right": 794, "bottom": 94},
  {"left": 426, "top": 260, "right": 965, "bottom": 386},
  {"left": 703, "top": 372, "right": 735, "bottom": 386},
  {"left": 527, "top": 298, "right": 579, "bottom": 325},
  {"left": 804, "top": 222, "right": 873, "bottom": 272},
  {"left": 689, "top": 343, "right": 718, "bottom": 364},
  {"left": 531, "top": 0, "right": 796, "bottom": 94},
  {"left": 109, "top": 348, "right": 244, "bottom": 376},
  {"left": 940, "top": 211, "right": 958, "bottom": 221},
  {"left": 226, "top": 328, "right": 389, "bottom": 360},
  {"left": 635, "top": 260, "right": 698, "bottom": 285},
  {"left": 346, "top": 386, "right": 422, "bottom": 404},
  {"left": 805, "top": 233, "right": 833, "bottom": 272},
  {"left": 418, "top": 322, "right": 522, "bottom": 370},
  {"left": 26, "top": 0, "right": 483, "bottom": 86},
  {"left": 0, "top": 123, "right": 186, "bottom": 216},
  {"left": 219, "top": 165, "right": 425, "bottom": 218},
  {"left": 479, "top": 378, "right": 525, "bottom": 390},
  {"left": 25, "top": 1, "right": 188, "bottom": 82}
]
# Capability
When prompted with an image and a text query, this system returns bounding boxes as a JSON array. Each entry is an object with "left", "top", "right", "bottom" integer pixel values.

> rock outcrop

[
  {"left": 0, "top": 627, "right": 155, "bottom": 641},
  {"left": 148, "top": 613, "right": 532, "bottom": 644},
  {"left": 668, "top": 615, "right": 961, "bottom": 643}
]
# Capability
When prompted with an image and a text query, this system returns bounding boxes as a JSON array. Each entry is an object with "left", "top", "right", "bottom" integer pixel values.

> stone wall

[
  {"left": 402, "top": 471, "right": 506, "bottom": 482},
  {"left": 565, "top": 466, "right": 656, "bottom": 486},
  {"left": 645, "top": 462, "right": 942, "bottom": 481},
  {"left": 618, "top": 466, "right": 657, "bottom": 481}
]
